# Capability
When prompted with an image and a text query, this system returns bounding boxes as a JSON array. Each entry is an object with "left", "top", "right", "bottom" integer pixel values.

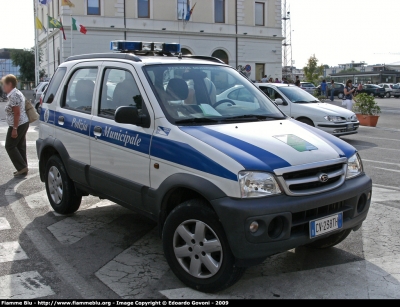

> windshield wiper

[
  {"left": 222, "top": 114, "right": 286, "bottom": 121},
  {"left": 175, "top": 117, "right": 221, "bottom": 124}
]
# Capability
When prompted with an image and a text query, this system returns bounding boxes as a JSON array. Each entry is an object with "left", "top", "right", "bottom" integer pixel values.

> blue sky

[{"left": 3, "top": 0, "right": 400, "bottom": 68}]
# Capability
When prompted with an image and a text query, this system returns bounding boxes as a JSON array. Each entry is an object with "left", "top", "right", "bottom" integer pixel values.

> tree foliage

[
  {"left": 303, "top": 55, "right": 324, "bottom": 85},
  {"left": 10, "top": 48, "right": 35, "bottom": 81}
]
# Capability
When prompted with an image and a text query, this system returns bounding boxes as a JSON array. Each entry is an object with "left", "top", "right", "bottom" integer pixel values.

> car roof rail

[
  {"left": 65, "top": 53, "right": 142, "bottom": 62},
  {"left": 181, "top": 55, "right": 225, "bottom": 64}
]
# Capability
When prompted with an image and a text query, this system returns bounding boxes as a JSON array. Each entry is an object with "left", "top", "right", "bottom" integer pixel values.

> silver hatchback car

[{"left": 300, "top": 82, "right": 316, "bottom": 94}]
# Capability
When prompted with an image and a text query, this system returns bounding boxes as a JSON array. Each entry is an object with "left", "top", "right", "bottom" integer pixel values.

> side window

[
  {"left": 63, "top": 68, "right": 98, "bottom": 113},
  {"left": 45, "top": 67, "right": 67, "bottom": 104},
  {"left": 99, "top": 68, "right": 145, "bottom": 118},
  {"left": 227, "top": 88, "right": 239, "bottom": 100}
]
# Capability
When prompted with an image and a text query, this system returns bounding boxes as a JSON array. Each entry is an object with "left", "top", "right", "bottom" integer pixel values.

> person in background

[
  {"left": 268, "top": 78, "right": 273, "bottom": 83},
  {"left": 261, "top": 75, "right": 268, "bottom": 83},
  {"left": 343, "top": 79, "right": 356, "bottom": 111},
  {"left": 357, "top": 82, "right": 363, "bottom": 93},
  {"left": 320, "top": 79, "right": 327, "bottom": 97},
  {"left": 1, "top": 74, "right": 29, "bottom": 177},
  {"left": 275, "top": 78, "right": 280, "bottom": 83},
  {"left": 282, "top": 77, "right": 289, "bottom": 84},
  {"left": 295, "top": 76, "right": 300, "bottom": 87},
  {"left": 330, "top": 80, "right": 335, "bottom": 101}
]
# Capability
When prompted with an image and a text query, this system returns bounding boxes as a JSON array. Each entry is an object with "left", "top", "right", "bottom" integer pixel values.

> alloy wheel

[
  {"left": 173, "top": 219, "right": 223, "bottom": 279},
  {"left": 48, "top": 166, "right": 63, "bottom": 204}
]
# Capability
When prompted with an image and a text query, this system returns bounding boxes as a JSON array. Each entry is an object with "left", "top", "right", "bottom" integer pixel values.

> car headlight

[
  {"left": 238, "top": 171, "right": 281, "bottom": 198},
  {"left": 346, "top": 153, "right": 363, "bottom": 179},
  {"left": 324, "top": 115, "right": 345, "bottom": 122}
]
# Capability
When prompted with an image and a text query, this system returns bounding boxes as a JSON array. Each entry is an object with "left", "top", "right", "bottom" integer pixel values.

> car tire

[
  {"left": 385, "top": 92, "right": 391, "bottom": 98},
  {"left": 297, "top": 118, "right": 314, "bottom": 127},
  {"left": 162, "top": 199, "right": 245, "bottom": 293},
  {"left": 338, "top": 93, "right": 344, "bottom": 99},
  {"left": 369, "top": 93, "right": 374, "bottom": 97},
  {"left": 45, "top": 155, "right": 82, "bottom": 214},
  {"left": 305, "top": 229, "right": 352, "bottom": 249}
]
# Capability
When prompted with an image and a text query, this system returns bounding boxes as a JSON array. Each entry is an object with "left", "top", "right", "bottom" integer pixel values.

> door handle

[
  {"left": 58, "top": 116, "right": 64, "bottom": 125},
  {"left": 93, "top": 126, "right": 102, "bottom": 137}
]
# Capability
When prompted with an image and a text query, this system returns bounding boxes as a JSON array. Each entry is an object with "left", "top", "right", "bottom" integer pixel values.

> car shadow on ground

[{"left": 340, "top": 138, "right": 378, "bottom": 151}]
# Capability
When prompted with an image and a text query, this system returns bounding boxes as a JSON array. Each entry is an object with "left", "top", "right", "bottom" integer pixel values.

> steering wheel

[{"left": 214, "top": 99, "right": 237, "bottom": 108}]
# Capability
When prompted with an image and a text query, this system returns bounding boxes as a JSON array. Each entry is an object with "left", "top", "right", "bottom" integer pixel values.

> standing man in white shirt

[{"left": 1, "top": 74, "right": 29, "bottom": 177}]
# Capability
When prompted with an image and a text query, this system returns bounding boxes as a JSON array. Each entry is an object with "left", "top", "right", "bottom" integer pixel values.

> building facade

[
  {"left": 324, "top": 61, "right": 400, "bottom": 84},
  {"left": 36, "top": 0, "right": 283, "bottom": 81},
  {"left": 0, "top": 49, "right": 21, "bottom": 79}
]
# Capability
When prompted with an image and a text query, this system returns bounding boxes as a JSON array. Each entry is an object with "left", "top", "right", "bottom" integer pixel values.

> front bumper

[
  {"left": 316, "top": 121, "right": 359, "bottom": 136},
  {"left": 211, "top": 174, "right": 372, "bottom": 267}
]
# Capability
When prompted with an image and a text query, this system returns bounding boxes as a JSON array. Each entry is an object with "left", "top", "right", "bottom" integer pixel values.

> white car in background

[
  {"left": 377, "top": 83, "right": 394, "bottom": 98},
  {"left": 34, "top": 82, "right": 48, "bottom": 100},
  {"left": 256, "top": 83, "right": 360, "bottom": 136}
]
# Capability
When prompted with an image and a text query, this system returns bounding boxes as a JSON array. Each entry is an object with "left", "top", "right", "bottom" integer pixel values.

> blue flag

[{"left": 39, "top": 0, "right": 52, "bottom": 5}]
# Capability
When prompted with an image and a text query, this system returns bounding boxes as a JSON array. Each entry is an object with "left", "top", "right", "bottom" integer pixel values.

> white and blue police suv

[{"left": 37, "top": 41, "right": 372, "bottom": 292}]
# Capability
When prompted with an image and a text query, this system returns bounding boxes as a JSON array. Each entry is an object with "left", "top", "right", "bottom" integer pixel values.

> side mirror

[
  {"left": 275, "top": 98, "right": 287, "bottom": 106},
  {"left": 115, "top": 106, "right": 150, "bottom": 127}
]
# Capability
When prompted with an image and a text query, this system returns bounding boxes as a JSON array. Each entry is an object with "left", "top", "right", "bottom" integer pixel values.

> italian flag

[{"left": 72, "top": 17, "right": 87, "bottom": 34}]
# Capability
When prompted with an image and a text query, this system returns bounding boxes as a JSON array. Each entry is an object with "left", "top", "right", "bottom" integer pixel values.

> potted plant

[{"left": 352, "top": 93, "right": 381, "bottom": 127}]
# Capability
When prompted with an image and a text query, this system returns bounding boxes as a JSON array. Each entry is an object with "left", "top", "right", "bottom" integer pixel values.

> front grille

[
  {"left": 277, "top": 163, "right": 346, "bottom": 196},
  {"left": 290, "top": 201, "right": 352, "bottom": 236},
  {"left": 283, "top": 163, "right": 343, "bottom": 180},
  {"left": 290, "top": 176, "right": 341, "bottom": 191}
]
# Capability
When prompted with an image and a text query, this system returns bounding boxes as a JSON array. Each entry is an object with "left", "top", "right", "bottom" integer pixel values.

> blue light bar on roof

[{"left": 110, "top": 41, "right": 181, "bottom": 54}]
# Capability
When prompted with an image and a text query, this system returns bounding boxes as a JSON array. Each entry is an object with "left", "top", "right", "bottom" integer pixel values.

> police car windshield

[{"left": 143, "top": 64, "right": 286, "bottom": 125}]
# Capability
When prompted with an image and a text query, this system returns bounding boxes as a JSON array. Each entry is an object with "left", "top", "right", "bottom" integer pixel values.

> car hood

[
  {"left": 180, "top": 119, "right": 356, "bottom": 172},
  {"left": 298, "top": 103, "right": 355, "bottom": 118}
]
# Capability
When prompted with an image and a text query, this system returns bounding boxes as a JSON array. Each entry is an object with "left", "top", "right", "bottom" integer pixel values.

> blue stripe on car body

[
  {"left": 180, "top": 126, "right": 291, "bottom": 172},
  {"left": 294, "top": 120, "right": 356, "bottom": 158},
  {"left": 43, "top": 110, "right": 237, "bottom": 181}
]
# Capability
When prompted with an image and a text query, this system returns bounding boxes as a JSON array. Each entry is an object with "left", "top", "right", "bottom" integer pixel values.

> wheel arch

[{"left": 152, "top": 173, "right": 228, "bottom": 236}]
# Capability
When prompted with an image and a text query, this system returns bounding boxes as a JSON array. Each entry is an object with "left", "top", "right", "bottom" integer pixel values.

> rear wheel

[
  {"left": 305, "top": 229, "right": 352, "bottom": 249},
  {"left": 385, "top": 92, "right": 391, "bottom": 98},
  {"left": 337, "top": 93, "right": 344, "bottom": 99},
  {"left": 162, "top": 199, "right": 245, "bottom": 292},
  {"left": 297, "top": 118, "right": 314, "bottom": 127},
  {"left": 369, "top": 93, "right": 375, "bottom": 97},
  {"left": 45, "top": 155, "right": 82, "bottom": 214}
]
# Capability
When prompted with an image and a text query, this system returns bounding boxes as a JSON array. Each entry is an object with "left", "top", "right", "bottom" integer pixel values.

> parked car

[
  {"left": 33, "top": 81, "right": 48, "bottom": 99},
  {"left": 377, "top": 83, "right": 394, "bottom": 98},
  {"left": 316, "top": 82, "right": 346, "bottom": 99},
  {"left": 357, "top": 84, "right": 385, "bottom": 98},
  {"left": 257, "top": 83, "right": 359, "bottom": 136},
  {"left": 299, "top": 82, "right": 316, "bottom": 94},
  {"left": 35, "top": 85, "right": 48, "bottom": 114},
  {"left": 392, "top": 83, "right": 400, "bottom": 98}
]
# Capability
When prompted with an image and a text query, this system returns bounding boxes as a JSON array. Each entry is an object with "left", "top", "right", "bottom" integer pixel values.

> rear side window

[
  {"left": 63, "top": 68, "right": 98, "bottom": 113},
  {"left": 44, "top": 67, "right": 67, "bottom": 104}
]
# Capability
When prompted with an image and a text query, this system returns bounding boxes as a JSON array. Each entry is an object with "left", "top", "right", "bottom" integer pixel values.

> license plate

[
  {"left": 310, "top": 212, "right": 343, "bottom": 238},
  {"left": 347, "top": 124, "right": 354, "bottom": 130}
]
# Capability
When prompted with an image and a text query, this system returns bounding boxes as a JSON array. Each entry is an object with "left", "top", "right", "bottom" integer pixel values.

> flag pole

[
  {"left": 46, "top": 13, "right": 50, "bottom": 78},
  {"left": 33, "top": 0, "right": 38, "bottom": 86},
  {"left": 71, "top": 14, "right": 73, "bottom": 56}
]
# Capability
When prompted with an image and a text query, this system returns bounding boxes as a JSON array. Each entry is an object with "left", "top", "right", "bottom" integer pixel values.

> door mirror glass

[{"left": 115, "top": 106, "right": 148, "bottom": 127}]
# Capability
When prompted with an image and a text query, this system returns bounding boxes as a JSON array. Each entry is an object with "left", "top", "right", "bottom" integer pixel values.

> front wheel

[
  {"left": 45, "top": 155, "right": 82, "bottom": 214},
  {"left": 305, "top": 229, "right": 352, "bottom": 249},
  {"left": 369, "top": 93, "right": 375, "bottom": 97},
  {"left": 162, "top": 199, "right": 245, "bottom": 293},
  {"left": 337, "top": 93, "right": 344, "bottom": 99},
  {"left": 297, "top": 118, "right": 314, "bottom": 127},
  {"left": 385, "top": 92, "right": 391, "bottom": 98}
]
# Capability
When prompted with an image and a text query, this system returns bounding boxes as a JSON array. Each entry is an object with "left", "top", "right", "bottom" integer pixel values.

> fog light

[
  {"left": 249, "top": 221, "right": 259, "bottom": 233},
  {"left": 357, "top": 194, "right": 367, "bottom": 213}
]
